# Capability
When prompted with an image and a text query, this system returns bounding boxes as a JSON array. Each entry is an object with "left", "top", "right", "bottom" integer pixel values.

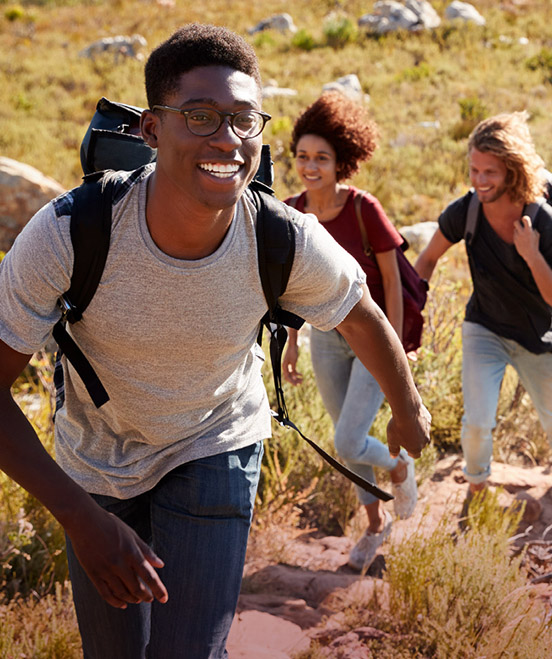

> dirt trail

[{"left": 227, "top": 455, "right": 552, "bottom": 657}]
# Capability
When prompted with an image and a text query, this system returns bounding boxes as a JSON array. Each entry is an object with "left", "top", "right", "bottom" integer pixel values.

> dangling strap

[{"left": 264, "top": 314, "right": 394, "bottom": 501}]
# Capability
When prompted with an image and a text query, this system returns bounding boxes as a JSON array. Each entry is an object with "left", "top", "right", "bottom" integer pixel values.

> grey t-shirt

[{"left": 0, "top": 167, "right": 365, "bottom": 498}]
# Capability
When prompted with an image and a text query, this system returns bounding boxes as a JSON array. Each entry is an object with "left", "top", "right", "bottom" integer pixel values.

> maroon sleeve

[
  {"left": 283, "top": 191, "right": 306, "bottom": 212},
  {"left": 358, "top": 192, "right": 403, "bottom": 254}
]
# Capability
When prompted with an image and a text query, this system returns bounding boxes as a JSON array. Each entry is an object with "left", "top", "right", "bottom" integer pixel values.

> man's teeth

[{"left": 199, "top": 163, "right": 240, "bottom": 178}]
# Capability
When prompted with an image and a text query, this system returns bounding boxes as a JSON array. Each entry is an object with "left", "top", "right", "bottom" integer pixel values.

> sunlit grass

[{"left": 3, "top": 0, "right": 552, "bottom": 653}]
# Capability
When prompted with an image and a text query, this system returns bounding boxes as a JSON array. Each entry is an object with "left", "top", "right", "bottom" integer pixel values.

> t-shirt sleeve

[
  {"left": 0, "top": 198, "right": 73, "bottom": 353},
  {"left": 360, "top": 193, "right": 403, "bottom": 254},
  {"left": 278, "top": 208, "right": 366, "bottom": 331},
  {"left": 438, "top": 194, "right": 471, "bottom": 244}
]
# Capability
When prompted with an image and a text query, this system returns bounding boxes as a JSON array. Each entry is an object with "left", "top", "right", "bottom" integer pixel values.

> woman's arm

[
  {"left": 337, "top": 285, "right": 431, "bottom": 458},
  {"left": 375, "top": 249, "right": 403, "bottom": 342}
]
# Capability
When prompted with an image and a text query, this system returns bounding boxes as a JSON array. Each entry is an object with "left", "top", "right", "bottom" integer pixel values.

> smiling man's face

[
  {"left": 469, "top": 148, "right": 509, "bottom": 205},
  {"left": 151, "top": 65, "right": 263, "bottom": 212}
]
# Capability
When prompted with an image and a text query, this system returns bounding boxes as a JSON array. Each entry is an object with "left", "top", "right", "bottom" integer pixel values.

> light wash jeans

[
  {"left": 310, "top": 327, "right": 399, "bottom": 505},
  {"left": 462, "top": 321, "right": 552, "bottom": 484},
  {"left": 66, "top": 441, "right": 263, "bottom": 659}
]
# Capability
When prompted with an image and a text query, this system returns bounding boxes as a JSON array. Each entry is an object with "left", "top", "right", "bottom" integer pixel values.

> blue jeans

[
  {"left": 462, "top": 321, "right": 552, "bottom": 483},
  {"left": 66, "top": 441, "right": 263, "bottom": 659},
  {"left": 310, "top": 327, "right": 398, "bottom": 505}
]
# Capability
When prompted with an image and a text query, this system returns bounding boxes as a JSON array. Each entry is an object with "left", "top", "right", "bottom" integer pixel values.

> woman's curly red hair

[{"left": 290, "top": 92, "right": 379, "bottom": 181}]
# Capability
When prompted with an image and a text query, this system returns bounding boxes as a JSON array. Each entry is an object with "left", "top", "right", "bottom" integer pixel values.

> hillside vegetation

[{"left": 2, "top": 0, "right": 552, "bottom": 656}]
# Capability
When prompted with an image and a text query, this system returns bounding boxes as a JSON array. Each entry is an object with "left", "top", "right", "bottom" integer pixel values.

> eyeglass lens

[{"left": 187, "top": 109, "right": 264, "bottom": 138}]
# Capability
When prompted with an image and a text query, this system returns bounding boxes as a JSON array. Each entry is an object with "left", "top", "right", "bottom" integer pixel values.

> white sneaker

[
  {"left": 391, "top": 450, "right": 418, "bottom": 519},
  {"left": 348, "top": 510, "right": 393, "bottom": 571}
]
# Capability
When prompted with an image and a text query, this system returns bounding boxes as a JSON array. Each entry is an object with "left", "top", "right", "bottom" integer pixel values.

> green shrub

[
  {"left": 396, "top": 61, "right": 432, "bottom": 83},
  {"left": 4, "top": 4, "right": 24, "bottom": 20},
  {"left": 323, "top": 15, "right": 357, "bottom": 49},
  {"left": 252, "top": 31, "right": 276, "bottom": 49},
  {"left": 291, "top": 28, "right": 316, "bottom": 52},
  {"left": 451, "top": 96, "right": 488, "bottom": 141},
  {"left": 526, "top": 47, "right": 552, "bottom": 83}
]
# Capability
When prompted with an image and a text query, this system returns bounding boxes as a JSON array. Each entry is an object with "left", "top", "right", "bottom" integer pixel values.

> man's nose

[{"left": 209, "top": 117, "right": 242, "bottom": 149}]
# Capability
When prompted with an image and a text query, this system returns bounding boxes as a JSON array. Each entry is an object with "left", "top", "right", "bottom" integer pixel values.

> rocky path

[{"left": 227, "top": 456, "right": 552, "bottom": 657}]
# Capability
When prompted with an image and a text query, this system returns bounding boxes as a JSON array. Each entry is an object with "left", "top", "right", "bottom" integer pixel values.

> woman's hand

[
  {"left": 283, "top": 327, "right": 303, "bottom": 385},
  {"left": 283, "top": 342, "right": 303, "bottom": 385}
]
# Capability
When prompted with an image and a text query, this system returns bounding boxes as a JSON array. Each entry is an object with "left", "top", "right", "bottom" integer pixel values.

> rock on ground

[{"left": 0, "top": 157, "right": 65, "bottom": 253}]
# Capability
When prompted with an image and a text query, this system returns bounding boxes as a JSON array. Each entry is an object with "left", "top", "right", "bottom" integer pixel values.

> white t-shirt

[{"left": 0, "top": 167, "right": 365, "bottom": 498}]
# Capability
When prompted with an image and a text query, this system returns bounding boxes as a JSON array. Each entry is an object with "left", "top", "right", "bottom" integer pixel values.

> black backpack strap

[
  {"left": 252, "top": 186, "right": 305, "bottom": 329},
  {"left": 251, "top": 186, "right": 393, "bottom": 501},
  {"left": 524, "top": 198, "right": 545, "bottom": 223},
  {"left": 52, "top": 171, "right": 117, "bottom": 408},
  {"left": 465, "top": 191, "right": 545, "bottom": 246},
  {"left": 465, "top": 190, "right": 480, "bottom": 246},
  {"left": 62, "top": 171, "right": 116, "bottom": 322}
]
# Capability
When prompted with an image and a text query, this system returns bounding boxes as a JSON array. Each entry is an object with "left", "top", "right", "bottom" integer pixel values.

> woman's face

[{"left": 295, "top": 134, "right": 338, "bottom": 191}]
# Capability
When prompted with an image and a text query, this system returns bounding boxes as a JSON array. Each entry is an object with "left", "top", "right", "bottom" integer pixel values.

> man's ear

[{"left": 140, "top": 109, "right": 159, "bottom": 148}]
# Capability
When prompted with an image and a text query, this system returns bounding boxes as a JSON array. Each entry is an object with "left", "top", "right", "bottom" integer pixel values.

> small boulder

[
  {"left": 400, "top": 221, "right": 438, "bottom": 253},
  {"left": 0, "top": 157, "right": 65, "bottom": 253},
  {"left": 323, "top": 74, "right": 368, "bottom": 104},
  {"left": 248, "top": 13, "right": 298, "bottom": 35},
  {"left": 445, "top": 1, "right": 486, "bottom": 26}
]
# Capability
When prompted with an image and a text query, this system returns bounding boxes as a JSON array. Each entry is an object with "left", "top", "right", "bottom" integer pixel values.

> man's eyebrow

[{"left": 180, "top": 97, "right": 260, "bottom": 109}]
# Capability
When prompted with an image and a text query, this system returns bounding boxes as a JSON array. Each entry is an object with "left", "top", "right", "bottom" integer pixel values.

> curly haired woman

[{"left": 283, "top": 92, "right": 418, "bottom": 571}]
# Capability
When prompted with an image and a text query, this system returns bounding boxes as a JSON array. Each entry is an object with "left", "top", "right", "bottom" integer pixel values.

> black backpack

[{"left": 52, "top": 97, "right": 393, "bottom": 501}]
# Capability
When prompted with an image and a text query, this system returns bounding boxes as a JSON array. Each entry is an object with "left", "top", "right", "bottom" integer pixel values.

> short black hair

[{"left": 145, "top": 24, "right": 262, "bottom": 108}]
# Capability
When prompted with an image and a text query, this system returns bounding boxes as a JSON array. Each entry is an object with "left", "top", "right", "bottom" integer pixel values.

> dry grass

[{"left": 3, "top": 0, "right": 552, "bottom": 654}]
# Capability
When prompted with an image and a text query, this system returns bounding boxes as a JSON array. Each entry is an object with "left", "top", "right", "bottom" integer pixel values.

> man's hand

[
  {"left": 514, "top": 215, "right": 540, "bottom": 262},
  {"left": 67, "top": 504, "right": 168, "bottom": 609},
  {"left": 387, "top": 403, "right": 432, "bottom": 459}
]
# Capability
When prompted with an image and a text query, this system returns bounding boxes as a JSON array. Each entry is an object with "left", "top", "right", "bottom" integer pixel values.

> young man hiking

[
  {"left": 0, "top": 24, "right": 430, "bottom": 658},
  {"left": 416, "top": 111, "right": 552, "bottom": 506}
]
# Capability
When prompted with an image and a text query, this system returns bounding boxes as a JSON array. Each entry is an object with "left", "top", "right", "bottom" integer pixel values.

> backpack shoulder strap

[
  {"left": 52, "top": 170, "right": 118, "bottom": 409},
  {"left": 524, "top": 197, "right": 545, "bottom": 223},
  {"left": 465, "top": 191, "right": 544, "bottom": 245},
  {"left": 61, "top": 171, "right": 116, "bottom": 322},
  {"left": 465, "top": 190, "right": 480, "bottom": 246},
  {"left": 353, "top": 192, "right": 372, "bottom": 257},
  {"left": 251, "top": 186, "right": 304, "bottom": 329}
]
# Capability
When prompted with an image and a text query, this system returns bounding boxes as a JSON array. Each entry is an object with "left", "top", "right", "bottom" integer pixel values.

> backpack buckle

[{"left": 58, "top": 295, "right": 81, "bottom": 324}]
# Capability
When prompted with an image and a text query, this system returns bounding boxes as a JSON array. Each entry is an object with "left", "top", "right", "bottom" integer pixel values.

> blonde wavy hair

[{"left": 468, "top": 111, "right": 545, "bottom": 205}]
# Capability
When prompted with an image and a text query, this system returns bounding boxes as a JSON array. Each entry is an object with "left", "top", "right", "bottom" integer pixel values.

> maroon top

[{"left": 285, "top": 187, "right": 403, "bottom": 310}]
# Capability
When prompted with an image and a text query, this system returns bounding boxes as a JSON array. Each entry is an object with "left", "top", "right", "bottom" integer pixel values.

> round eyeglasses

[{"left": 151, "top": 105, "right": 271, "bottom": 139}]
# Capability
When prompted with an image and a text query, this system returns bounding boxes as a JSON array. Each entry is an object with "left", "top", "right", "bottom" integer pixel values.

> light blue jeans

[
  {"left": 462, "top": 321, "right": 552, "bottom": 483},
  {"left": 310, "top": 327, "right": 399, "bottom": 505},
  {"left": 66, "top": 441, "right": 263, "bottom": 659}
]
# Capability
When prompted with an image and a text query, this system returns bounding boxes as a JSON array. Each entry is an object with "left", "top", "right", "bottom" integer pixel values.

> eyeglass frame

[{"left": 151, "top": 105, "right": 271, "bottom": 139}]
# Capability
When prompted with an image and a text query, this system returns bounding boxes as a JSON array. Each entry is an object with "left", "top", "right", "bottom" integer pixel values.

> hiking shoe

[
  {"left": 348, "top": 510, "right": 392, "bottom": 571},
  {"left": 391, "top": 450, "right": 418, "bottom": 519}
]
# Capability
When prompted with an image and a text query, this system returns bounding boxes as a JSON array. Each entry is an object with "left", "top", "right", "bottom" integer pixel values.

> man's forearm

[{"left": 0, "top": 390, "right": 94, "bottom": 530}]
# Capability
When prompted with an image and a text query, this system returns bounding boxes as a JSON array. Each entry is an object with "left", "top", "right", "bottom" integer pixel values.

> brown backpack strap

[{"left": 354, "top": 193, "right": 373, "bottom": 257}]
